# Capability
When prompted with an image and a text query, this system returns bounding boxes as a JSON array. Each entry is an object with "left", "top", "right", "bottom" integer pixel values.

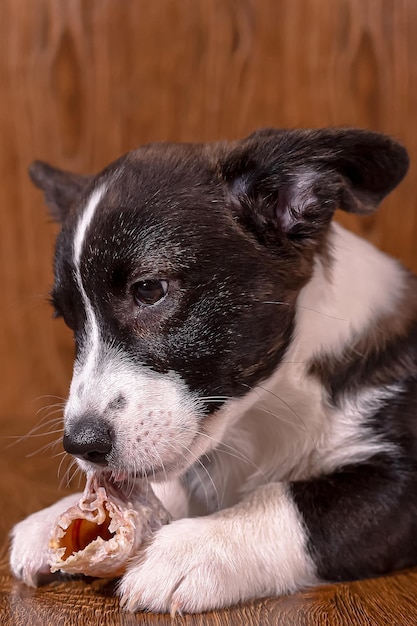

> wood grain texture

[{"left": 0, "top": 1, "right": 417, "bottom": 622}]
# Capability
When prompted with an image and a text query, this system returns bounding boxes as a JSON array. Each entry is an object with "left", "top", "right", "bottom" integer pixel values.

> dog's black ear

[
  {"left": 221, "top": 128, "right": 409, "bottom": 241},
  {"left": 29, "top": 161, "right": 91, "bottom": 223}
]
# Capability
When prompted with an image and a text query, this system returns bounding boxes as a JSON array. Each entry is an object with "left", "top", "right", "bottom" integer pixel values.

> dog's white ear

[
  {"left": 29, "top": 161, "right": 91, "bottom": 222},
  {"left": 222, "top": 128, "right": 409, "bottom": 241}
]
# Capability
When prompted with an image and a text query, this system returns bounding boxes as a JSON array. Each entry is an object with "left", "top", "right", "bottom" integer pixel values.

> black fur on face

[
  {"left": 34, "top": 128, "right": 409, "bottom": 406},
  {"left": 51, "top": 150, "right": 301, "bottom": 403}
]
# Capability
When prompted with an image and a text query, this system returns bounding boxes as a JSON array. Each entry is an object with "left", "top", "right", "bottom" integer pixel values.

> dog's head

[{"left": 30, "top": 128, "right": 408, "bottom": 480}]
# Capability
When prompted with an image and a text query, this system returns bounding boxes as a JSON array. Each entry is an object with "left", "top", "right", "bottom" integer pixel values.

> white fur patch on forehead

[
  {"left": 71, "top": 184, "right": 107, "bottom": 387},
  {"left": 73, "top": 185, "right": 107, "bottom": 267}
]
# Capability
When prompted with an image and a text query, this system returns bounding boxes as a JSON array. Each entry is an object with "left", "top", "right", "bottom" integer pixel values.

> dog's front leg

[
  {"left": 10, "top": 493, "right": 82, "bottom": 586},
  {"left": 119, "top": 454, "right": 414, "bottom": 614},
  {"left": 118, "top": 482, "right": 317, "bottom": 614}
]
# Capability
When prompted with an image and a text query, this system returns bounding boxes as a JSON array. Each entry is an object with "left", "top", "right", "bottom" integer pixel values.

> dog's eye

[{"left": 132, "top": 280, "right": 168, "bottom": 306}]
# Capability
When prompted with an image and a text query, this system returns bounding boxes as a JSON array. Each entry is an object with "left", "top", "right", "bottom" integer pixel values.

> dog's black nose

[{"left": 63, "top": 418, "right": 113, "bottom": 465}]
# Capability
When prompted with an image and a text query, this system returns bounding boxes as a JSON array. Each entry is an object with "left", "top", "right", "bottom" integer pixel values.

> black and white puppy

[{"left": 10, "top": 128, "right": 417, "bottom": 614}]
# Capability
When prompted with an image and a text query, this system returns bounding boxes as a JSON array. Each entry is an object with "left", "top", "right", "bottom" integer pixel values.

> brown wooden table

[{"left": 1, "top": 435, "right": 417, "bottom": 625}]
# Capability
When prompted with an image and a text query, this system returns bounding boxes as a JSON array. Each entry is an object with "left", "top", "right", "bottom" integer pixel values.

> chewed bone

[{"left": 48, "top": 473, "right": 170, "bottom": 578}]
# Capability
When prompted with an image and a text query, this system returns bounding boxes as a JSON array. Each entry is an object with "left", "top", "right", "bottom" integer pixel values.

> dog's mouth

[
  {"left": 107, "top": 470, "right": 130, "bottom": 483},
  {"left": 97, "top": 463, "right": 178, "bottom": 485}
]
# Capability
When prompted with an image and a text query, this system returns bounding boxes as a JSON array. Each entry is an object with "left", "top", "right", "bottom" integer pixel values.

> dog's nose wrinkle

[{"left": 63, "top": 418, "right": 113, "bottom": 465}]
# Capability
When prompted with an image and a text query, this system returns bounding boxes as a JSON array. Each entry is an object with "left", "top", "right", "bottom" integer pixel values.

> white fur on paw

[
  {"left": 118, "top": 517, "right": 250, "bottom": 615},
  {"left": 10, "top": 493, "right": 81, "bottom": 586}
]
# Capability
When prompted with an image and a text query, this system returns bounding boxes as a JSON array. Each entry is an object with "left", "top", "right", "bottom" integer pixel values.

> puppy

[{"left": 10, "top": 128, "right": 417, "bottom": 614}]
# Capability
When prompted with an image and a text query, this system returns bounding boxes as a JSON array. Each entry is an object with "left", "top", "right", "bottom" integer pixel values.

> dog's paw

[
  {"left": 118, "top": 517, "right": 252, "bottom": 615},
  {"left": 10, "top": 493, "right": 81, "bottom": 586}
]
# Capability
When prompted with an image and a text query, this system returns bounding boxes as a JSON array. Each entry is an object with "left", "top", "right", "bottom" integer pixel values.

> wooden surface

[{"left": 1, "top": 0, "right": 417, "bottom": 624}]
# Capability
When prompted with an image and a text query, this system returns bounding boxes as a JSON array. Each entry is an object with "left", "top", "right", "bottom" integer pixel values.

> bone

[{"left": 48, "top": 473, "right": 170, "bottom": 578}]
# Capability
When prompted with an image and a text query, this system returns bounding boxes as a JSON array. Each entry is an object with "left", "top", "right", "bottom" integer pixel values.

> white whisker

[
  {"left": 242, "top": 382, "right": 314, "bottom": 443},
  {"left": 263, "top": 299, "right": 345, "bottom": 321},
  {"left": 25, "top": 435, "right": 63, "bottom": 458}
]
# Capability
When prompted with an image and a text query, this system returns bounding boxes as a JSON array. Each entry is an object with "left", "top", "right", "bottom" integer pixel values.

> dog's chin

[{"left": 75, "top": 456, "right": 195, "bottom": 485}]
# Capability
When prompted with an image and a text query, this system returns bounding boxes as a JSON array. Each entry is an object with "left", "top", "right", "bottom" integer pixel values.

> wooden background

[{"left": 0, "top": 0, "right": 416, "bottom": 459}]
